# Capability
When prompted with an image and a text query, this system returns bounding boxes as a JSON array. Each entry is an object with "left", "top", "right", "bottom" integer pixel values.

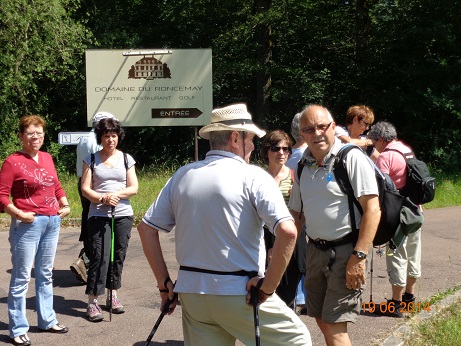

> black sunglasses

[{"left": 269, "top": 145, "right": 290, "bottom": 153}]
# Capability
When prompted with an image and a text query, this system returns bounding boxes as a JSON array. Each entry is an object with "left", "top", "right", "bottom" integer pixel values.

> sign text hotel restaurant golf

[{"left": 85, "top": 49, "right": 212, "bottom": 127}]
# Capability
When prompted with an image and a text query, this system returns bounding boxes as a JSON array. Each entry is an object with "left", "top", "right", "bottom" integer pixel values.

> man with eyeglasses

[{"left": 289, "top": 104, "right": 381, "bottom": 346}]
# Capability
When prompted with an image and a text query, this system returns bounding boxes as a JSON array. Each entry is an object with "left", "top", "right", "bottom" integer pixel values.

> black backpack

[
  {"left": 296, "top": 145, "right": 423, "bottom": 248},
  {"left": 333, "top": 145, "right": 406, "bottom": 246},
  {"left": 384, "top": 148, "right": 435, "bottom": 205}
]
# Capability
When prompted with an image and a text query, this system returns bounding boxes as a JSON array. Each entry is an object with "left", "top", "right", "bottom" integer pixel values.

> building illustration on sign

[{"left": 128, "top": 57, "right": 171, "bottom": 79}]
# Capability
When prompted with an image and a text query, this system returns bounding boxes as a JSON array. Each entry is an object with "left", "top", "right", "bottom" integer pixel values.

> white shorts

[{"left": 387, "top": 228, "right": 422, "bottom": 286}]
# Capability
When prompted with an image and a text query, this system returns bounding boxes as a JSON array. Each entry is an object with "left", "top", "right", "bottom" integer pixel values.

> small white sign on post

[{"left": 58, "top": 132, "right": 91, "bottom": 145}]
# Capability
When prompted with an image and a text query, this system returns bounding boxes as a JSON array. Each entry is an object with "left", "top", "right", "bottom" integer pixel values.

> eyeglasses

[
  {"left": 24, "top": 131, "right": 44, "bottom": 138},
  {"left": 301, "top": 122, "right": 333, "bottom": 134},
  {"left": 360, "top": 118, "right": 371, "bottom": 127},
  {"left": 269, "top": 145, "right": 290, "bottom": 153}
]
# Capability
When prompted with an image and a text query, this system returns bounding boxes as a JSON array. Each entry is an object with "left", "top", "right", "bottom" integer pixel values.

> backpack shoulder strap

[
  {"left": 333, "top": 145, "right": 354, "bottom": 195},
  {"left": 296, "top": 159, "right": 307, "bottom": 220},
  {"left": 384, "top": 148, "right": 414, "bottom": 160},
  {"left": 123, "top": 152, "right": 128, "bottom": 171},
  {"left": 90, "top": 153, "right": 95, "bottom": 172},
  {"left": 123, "top": 152, "right": 129, "bottom": 187},
  {"left": 296, "top": 159, "right": 304, "bottom": 182},
  {"left": 90, "top": 153, "right": 95, "bottom": 185},
  {"left": 333, "top": 144, "right": 363, "bottom": 199},
  {"left": 333, "top": 144, "right": 365, "bottom": 237}
]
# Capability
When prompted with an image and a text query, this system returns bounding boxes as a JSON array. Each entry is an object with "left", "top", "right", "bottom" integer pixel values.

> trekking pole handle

[
  {"left": 250, "top": 286, "right": 259, "bottom": 306},
  {"left": 250, "top": 286, "right": 261, "bottom": 346},
  {"left": 162, "top": 293, "right": 178, "bottom": 314}
]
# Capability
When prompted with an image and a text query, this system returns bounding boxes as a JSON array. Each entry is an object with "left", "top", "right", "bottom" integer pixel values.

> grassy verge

[
  {"left": 424, "top": 171, "right": 461, "bottom": 209},
  {"left": 1, "top": 168, "right": 460, "bottom": 227},
  {"left": 404, "top": 286, "right": 461, "bottom": 346},
  {"left": 0, "top": 166, "right": 175, "bottom": 228},
  {"left": 58, "top": 166, "right": 176, "bottom": 226}
]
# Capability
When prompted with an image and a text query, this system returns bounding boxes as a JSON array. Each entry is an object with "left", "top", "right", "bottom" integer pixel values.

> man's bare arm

[
  {"left": 246, "top": 220, "right": 297, "bottom": 303},
  {"left": 137, "top": 221, "right": 177, "bottom": 313},
  {"left": 346, "top": 194, "right": 381, "bottom": 290}
]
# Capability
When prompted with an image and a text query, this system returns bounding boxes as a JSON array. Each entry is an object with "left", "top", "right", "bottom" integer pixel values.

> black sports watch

[{"left": 352, "top": 250, "right": 367, "bottom": 259}]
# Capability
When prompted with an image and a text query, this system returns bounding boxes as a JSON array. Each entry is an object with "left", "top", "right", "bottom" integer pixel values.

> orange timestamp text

[{"left": 362, "top": 301, "right": 431, "bottom": 314}]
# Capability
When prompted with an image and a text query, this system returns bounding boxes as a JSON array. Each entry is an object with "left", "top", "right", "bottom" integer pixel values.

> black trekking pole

[
  {"left": 109, "top": 206, "right": 115, "bottom": 322},
  {"left": 368, "top": 248, "right": 380, "bottom": 315},
  {"left": 250, "top": 286, "right": 261, "bottom": 346},
  {"left": 144, "top": 294, "right": 178, "bottom": 346},
  {"left": 370, "top": 248, "right": 374, "bottom": 305}
]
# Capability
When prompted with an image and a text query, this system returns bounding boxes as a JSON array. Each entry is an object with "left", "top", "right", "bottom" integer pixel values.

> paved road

[{"left": 0, "top": 206, "right": 460, "bottom": 345}]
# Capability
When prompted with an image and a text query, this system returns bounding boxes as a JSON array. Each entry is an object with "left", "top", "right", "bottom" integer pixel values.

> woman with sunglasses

[
  {"left": 0, "top": 115, "right": 70, "bottom": 345},
  {"left": 260, "top": 130, "right": 303, "bottom": 308}
]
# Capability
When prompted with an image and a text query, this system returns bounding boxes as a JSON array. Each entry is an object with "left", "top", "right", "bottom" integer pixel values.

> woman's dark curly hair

[
  {"left": 260, "top": 130, "right": 293, "bottom": 165},
  {"left": 95, "top": 118, "right": 125, "bottom": 144}
]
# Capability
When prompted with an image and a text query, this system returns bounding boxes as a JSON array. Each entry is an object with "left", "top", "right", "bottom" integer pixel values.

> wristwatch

[{"left": 352, "top": 250, "right": 367, "bottom": 259}]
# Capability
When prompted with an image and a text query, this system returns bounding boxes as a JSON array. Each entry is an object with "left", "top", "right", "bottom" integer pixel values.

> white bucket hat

[
  {"left": 199, "top": 104, "right": 266, "bottom": 140},
  {"left": 92, "top": 111, "right": 117, "bottom": 125}
]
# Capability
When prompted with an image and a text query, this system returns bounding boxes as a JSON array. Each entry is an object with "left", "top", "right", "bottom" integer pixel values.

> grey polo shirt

[{"left": 289, "top": 139, "right": 378, "bottom": 241}]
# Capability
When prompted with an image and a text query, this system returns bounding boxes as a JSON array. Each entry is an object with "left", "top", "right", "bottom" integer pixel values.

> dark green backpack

[{"left": 384, "top": 148, "right": 436, "bottom": 205}]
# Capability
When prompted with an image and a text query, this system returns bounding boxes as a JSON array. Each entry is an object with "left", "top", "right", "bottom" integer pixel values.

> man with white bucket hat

[{"left": 138, "top": 103, "right": 311, "bottom": 345}]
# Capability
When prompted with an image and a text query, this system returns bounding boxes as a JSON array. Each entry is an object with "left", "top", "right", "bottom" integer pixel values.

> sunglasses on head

[{"left": 269, "top": 145, "right": 290, "bottom": 153}]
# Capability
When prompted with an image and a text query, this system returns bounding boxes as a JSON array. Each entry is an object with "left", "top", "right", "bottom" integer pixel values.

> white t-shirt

[
  {"left": 286, "top": 146, "right": 307, "bottom": 170},
  {"left": 142, "top": 150, "right": 293, "bottom": 295},
  {"left": 76, "top": 130, "right": 101, "bottom": 177},
  {"left": 334, "top": 125, "right": 349, "bottom": 139}
]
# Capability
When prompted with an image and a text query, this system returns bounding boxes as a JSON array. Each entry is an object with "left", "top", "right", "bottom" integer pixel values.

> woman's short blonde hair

[
  {"left": 19, "top": 115, "right": 46, "bottom": 133},
  {"left": 345, "top": 105, "right": 374, "bottom": 125}
]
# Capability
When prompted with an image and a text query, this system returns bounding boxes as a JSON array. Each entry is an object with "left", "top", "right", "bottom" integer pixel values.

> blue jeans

[
  {"left": 296, "top": 275, "right": 307, "bottom": 306},
  {"left": 8, "top": 215, "right": 61, "bottom": 337}
]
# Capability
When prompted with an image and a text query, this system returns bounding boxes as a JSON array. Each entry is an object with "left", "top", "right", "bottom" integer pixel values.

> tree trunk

[{"left": 253, "top": 0, "right": 272, "bottom": 127}]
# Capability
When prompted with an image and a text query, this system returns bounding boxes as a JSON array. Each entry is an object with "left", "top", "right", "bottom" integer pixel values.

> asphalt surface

[{"left": 0, "top": 206, "right": 460, "bottom": 346}]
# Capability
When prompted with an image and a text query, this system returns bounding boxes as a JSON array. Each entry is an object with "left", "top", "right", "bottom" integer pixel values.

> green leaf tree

[{"left": 0, "top": 0, "right": 92, "bottom": 168}]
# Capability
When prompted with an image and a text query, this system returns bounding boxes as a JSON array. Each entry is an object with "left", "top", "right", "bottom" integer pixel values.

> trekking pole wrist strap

[
  {"left": 159, "top": 277, "right": 172, "bottom": 293},
  {"left": 256, "top": 278, "right": 274, "bottom": 296}
]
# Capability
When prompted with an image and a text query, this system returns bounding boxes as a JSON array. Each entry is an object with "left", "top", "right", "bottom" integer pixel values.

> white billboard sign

[{"left": 85, "top": 49, "right": 212, "bottom": 127}]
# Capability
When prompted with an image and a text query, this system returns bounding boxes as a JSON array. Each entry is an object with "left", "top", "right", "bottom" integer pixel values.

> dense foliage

[{"left": 1, "top": 0, "right": 460, "bottom": 172}]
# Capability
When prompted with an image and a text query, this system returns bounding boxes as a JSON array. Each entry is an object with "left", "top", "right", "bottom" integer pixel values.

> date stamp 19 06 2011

[{"left": 362, "top": 301, "right": 431, "bottom": 314}]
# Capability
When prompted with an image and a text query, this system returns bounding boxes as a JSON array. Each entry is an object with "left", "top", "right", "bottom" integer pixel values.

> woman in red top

[{"left": 0, "top": 115, "right": 70, "bottom": 345}]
